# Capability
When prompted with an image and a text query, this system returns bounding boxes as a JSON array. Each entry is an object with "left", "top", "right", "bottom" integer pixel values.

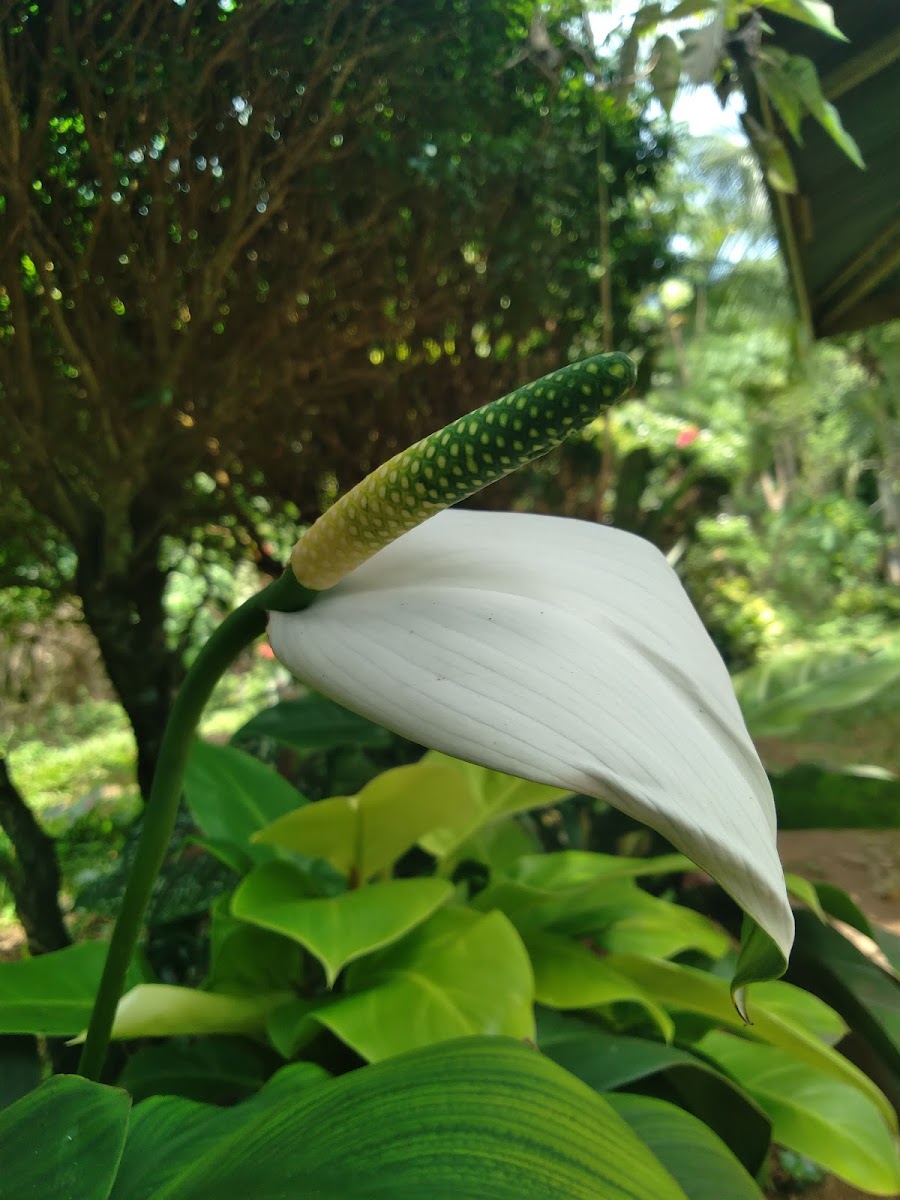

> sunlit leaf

[
  {"left": 111, "top": 1039, "right": 689, "bottom": 1199},
  {"left": 255, "top": 760, "right": 476, "bottom": 881},
  {"left": 700, "top": 1031, "right": 900, "bottom": 1194},
  {"left": 313, "top": 907, "right": 535, "bottom": 1061},
  {"left": 233, "top": 863, "right": 452, "bottom": 985}
]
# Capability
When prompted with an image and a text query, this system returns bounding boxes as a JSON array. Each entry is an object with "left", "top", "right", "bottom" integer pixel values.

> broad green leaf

[
  {"left": 755, "top": 59, "right": 804, "bottom": 142},
  {"left": 184, "top": 740, "right": 307, "bottom": 851},
  {"left": 607, "top": 955, "right": 895, "bottom": 1127},
  {"left": 762, "top": 1, "right": 847, "bottom": 40},
  {"left": 786, "top": 56, "right": 864, "bottom": 169},
  {"left": 472, "top": 850, "right": 693, "bottom": 937},
  {"left": 448, "top": 814, "right": 539, "bottom": 875},
  {"left": 598, "top": 897, "right": 729, "bottom": 961},
  {"left": 789, "top": 911, "right": 900, "bottom": 1080},
  {"left": 526, "top": 931, "right": 674, "bottom": 1040},
  {"left": 191, "top": 835, "right": 253, "bottom": 875},
  {"left": 772, "top": 765, "right": 900, "bottom": 830},
  {"left": 699, "top": 1031, "right": 900, "bottom": 1195},
  {"left": 736, "top": 639, "right": 900, "bottom": 738},
  {"left": 255, "top": 761, "right": 476, "bottom": 881},
  {"left": 0, "top": 1074, "right": 130, "bottom": 1200},
  {"left": 784, "top": 872, "right": 827, "bottom": 920},
  {"left": 111, "top": 1039, "right": 689, "bottom": 1200},
  {"left": 266, "top": 998, "right": 323, "bottom": 1059},
  {"left": 0, "top": 942, "right": 144, "bottom": 1036},
  {"left": 101, "top": 984, "right": 292, "bottom": 1041},
  {"left": 537, "top": 1010, "right": 771, "bottom": 1175},
  {"left": 118, "top": 1037, "right": 280, "bottom": 1104},
  {"left": 815, "top": 882, "right": 900, "bottom": 970},
  {"left": 231, "top": 692, "right": 393, "bottom": 753},
  {"left": 233, "top": 863, "right": 452, "bottom": 985},
  {"left": 650, "top": 35, "right": 680, "bottom": 115},
  {"left": 607, "top": 1094, "right": 765, "bottom": 1200},
  {"left": 206, "top": 895, "right": 304, "bottom": 996},
  {"left": 313, "top": 907, "right": 535, "bottom": 1062},
  {"left": 419, "top": 753, "right": 571, "bottom": 860},
  {"left": 503, "top": 851, "right": 693, "bottom": 888}
]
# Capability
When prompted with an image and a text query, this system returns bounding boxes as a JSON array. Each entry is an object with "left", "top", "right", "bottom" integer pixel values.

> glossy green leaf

[
  {"left": 755, "top": 59, "right": 804, "bottom": 142},
  {"left": 255, "top": 760, "right": 476, "bottom": 880},
  {"left": 598, "top": 896, "right": 729, "bottom": 960},
  {"left": 184, "top": 740, "right": 307, "bottom": 851},
  {"left": 0, "top": 1074, "right": 130, "bottom": 1200},
  {"left": 607, "top": 1094, "right": 765, "bottom": 1200},
  {"left": 231, "top": 692, "right": 393, "bottom": 753},
  {"left": 102, "top": 984, "right": 292, "bottom": 1041},
  {"left": 526, "top": 931, "right": 673, "bottom": 1040},
  {"left": 814, "top": 882, "right": 900, "bottom": 970},
  {"left": 111, "top": 1039, "right": 688, "bottom": 1200},
  {"left": 205, "top": 895, "right": 304, "bottom": 996},
  {"left": 265, "top": 999, "right": 322, "bottom": 1059},
  {"left": 449, "top": 814, "right": 539, "bottom": 875},
  {"left": 233, "top": 862, "right": 453, "bottom": 985},
  {"left": 312, "top": 907, "right": 535, "bottom": 1062},
  {"left": 118, "top": 1037, "right": 280, "bottom": 1104},
  {"left": 537, "top": 1010, "right": 771, "bottom": 1175},
  {"left": 606, "top": 956, "right": 895, "bottom": 1127},
  {"left": 472, "top": 850, "right": 691, "bottom": 937},
  {"left": 0, "top": 942, "right": 144, "bottom": 1036},
  {"left": 789, "top": 911, "right": 900, "bottom": 1080},
  {"left": 700, "top": 1031, "right": 900, "bottom": 1195},
  {"left": 418, "top": 753, "right": 571, "bottom": 860},
  {"left": 784, "top": 872, "right": 827, "bottom": 920}
]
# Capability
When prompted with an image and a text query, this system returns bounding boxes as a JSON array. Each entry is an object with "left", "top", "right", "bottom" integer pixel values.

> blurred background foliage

[
  {"left": 1, "top": 7, "right": 898, "bottom": 1195},
  {"left": 0, "top": 0, "right": 897, "bottom": 997}
]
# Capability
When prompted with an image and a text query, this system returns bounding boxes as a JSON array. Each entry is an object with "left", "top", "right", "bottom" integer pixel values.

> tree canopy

[{"left": 0, "top": 0, "right": 671, "bottom": 794}]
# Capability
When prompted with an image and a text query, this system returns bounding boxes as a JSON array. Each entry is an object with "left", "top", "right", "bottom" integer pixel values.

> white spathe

[{"left": 269, "top": 510, "right": 794, "bottom": 962}]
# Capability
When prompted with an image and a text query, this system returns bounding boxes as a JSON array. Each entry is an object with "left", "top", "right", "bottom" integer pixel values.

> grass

[
  {"left": 0, "top": 657, "right": 288, "bottom": 930},
  {"left": 5, "top": 658, "right": 284, "bottom": 819}
]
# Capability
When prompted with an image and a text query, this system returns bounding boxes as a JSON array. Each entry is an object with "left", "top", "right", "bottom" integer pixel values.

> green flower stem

[{"left": 78, "top": 573, "right": 314, "bottom": 1081}]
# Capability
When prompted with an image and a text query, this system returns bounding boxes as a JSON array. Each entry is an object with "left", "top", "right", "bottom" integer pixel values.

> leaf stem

[{"left": 78, "top": 573, "right": 313, "bottom": 1080}]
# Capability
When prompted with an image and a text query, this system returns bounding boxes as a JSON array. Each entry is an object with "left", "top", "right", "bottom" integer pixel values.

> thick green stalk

[{"left": 78, "top": 575, "right": 312, "bottom": 1081}]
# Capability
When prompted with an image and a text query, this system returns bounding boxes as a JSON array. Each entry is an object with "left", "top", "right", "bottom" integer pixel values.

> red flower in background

[{"left": 676, "top": 425, "right": 700, "bottom": 449}]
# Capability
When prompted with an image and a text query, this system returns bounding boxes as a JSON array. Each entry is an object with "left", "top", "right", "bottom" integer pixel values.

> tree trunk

[
  {"left": 77, "top": 536, "right": 181, "bottom": 804},
  {"left": 0, "top": 757, "right": 70, "bottom": 955}
]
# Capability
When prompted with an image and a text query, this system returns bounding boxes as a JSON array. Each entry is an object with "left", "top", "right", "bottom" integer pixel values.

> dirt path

[{"left": 778, "top": 829, "right": 900, "bottom": 933}]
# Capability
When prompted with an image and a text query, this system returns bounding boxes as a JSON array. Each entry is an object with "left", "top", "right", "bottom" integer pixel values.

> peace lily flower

[{"left": 269, "top": 353, "right": 794, "bottom": 991}]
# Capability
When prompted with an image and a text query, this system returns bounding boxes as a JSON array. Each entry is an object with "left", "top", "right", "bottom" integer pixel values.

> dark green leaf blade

[
  {"left": 0, "top": 942, "right": 144, "bottom": 1036},
  {"left": 231, "top": 693, "right": 393, "bottom": 753},
  {"left": 537, "top": 1009, "right": 771, "bottom": 1175},
  {"left": 113, "top": 1038, "right": 689, "bottom": 1200},
  {"left": 0, "top": 1074, "right": 130, "bottom": 1200},
  {"left": 606, "top": 1093, "right": 765, "bottom": 1200},
  {"left": 184, "top": 740, "right": 307, "bottom": 850}
]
